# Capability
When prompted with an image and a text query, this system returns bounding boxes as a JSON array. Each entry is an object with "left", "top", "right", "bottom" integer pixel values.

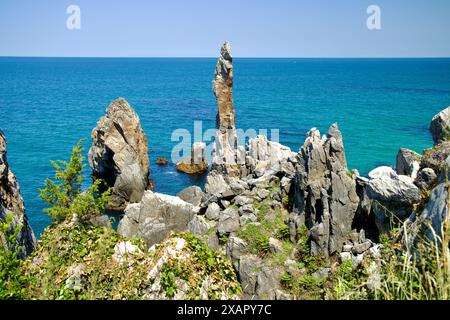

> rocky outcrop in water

[
  {"left": 0, "top": 130, "right": 35, "bottom": 258},
  {"left": 118, "top": 191, "right": 195, "bottom": 246},
  {"left": 430, "top": 106, "right": 450, "bottom": 145},
  {"left": 176, "top": 142, "right": 208, "bottom": 174},
  {"left": 290, "top": 124, "right": 360, "bottom": 257},
  {"left": 88, "top": 98, "right": 151, "bottom": 211}
]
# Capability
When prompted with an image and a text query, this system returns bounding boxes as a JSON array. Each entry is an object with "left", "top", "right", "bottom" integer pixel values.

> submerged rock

[
  {"left": 430, "top": 106, "right": 450, "bottom": 145},
  {"left": 291, "top": 124, "right": 359, "bottom": 257},
  {"left": 118, "top": 191, "right": 195, "bottom": 246},
  {"left": 156, "top": 157, "right": 169, "bottom": 166},
  {"left": 88, "top": 98, "right": 151, "bottom": 211},
  {"left": 0, "top": 129, "right": 35, "bottom": 258}
]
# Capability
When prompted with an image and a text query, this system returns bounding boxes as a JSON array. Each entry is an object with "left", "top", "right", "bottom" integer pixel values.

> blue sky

[{"left": 0, "top": 0, "right": 449, "bottom": 57}]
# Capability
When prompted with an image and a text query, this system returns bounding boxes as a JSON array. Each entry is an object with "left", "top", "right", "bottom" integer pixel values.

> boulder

[
  {"left": 176, "top": 142, "right": 208, "bottom": 174},
  {"left": 430, "top": 106, "right": 450, "bottom": 145},
  {"left": 205, "top": 171, "right": 233, "bottom": 198},
  {"left": 156, "top": 157, "right": 169, "bottom": 166},
  {"left": 187, "top": 215, "right": 213, "bottom": 236},
  {"left": 89, "top": 98, "right": 151, "bottom": 211},
  {"left": 176, "top": 186, "right": 204, "bottom": 207},
  {"left": 291, "top": 124, "right": 359, "bottom": 257},
  {"left": 217, "top": 206, "right": 240, "bottom": 236},
  {"left": 414, "top": 168, "right": 437, "bottom": 190},
  {"left": 247, "top": 135, "right": 297, "bottom": 178},
  {"left": 205, "top": 202, "right": 221, "bottom": 221},
  {"left": 0, "top": 130, "right": 36, "bottom": 258},
  {"left": 366, "top": 166, "right": 421, "bottom": 234},
  {"left": 396, "top": 148, "right": 421, "bottom": 179},
  {"left": 118, "top": 191, "right": 195, "bottom": 246}
]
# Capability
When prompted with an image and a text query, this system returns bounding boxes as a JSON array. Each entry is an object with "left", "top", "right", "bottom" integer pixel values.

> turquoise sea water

[{"left": 1, "top": 57, "right": 450, "bottom": 237}]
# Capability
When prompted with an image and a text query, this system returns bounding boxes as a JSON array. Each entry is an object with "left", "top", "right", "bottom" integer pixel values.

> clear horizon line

[{"left": 1, "top": 55, "right": 450, "bottom": 59}]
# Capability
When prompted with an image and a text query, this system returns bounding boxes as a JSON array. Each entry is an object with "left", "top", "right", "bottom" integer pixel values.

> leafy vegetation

[
  {"left": 0, "top": 214, "right": 27, "bottom": 299},
  {"left": 39, "top": 140, "right": 110, "bottom": 224}
]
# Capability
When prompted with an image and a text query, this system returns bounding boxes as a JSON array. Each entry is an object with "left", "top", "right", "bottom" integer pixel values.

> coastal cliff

[
  {"left": 1, "top": 43, "right": 449, "bottom": 301},
  {"left": 0, "top": 130, "right": 36, "bottom": 258}
]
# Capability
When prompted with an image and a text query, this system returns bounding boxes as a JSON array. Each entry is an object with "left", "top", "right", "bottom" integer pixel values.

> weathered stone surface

[
  {"left": 176, "top": 142, "right": 208, "bottom": 174},
  {"left": 247, "top": 135, "right": 297, "bottom": 178},
  {"left": 430, "top": 106, "right": 450, "bottom": 144},
  {"left": 404, "top": 156, "right": 450, "bottom": 248},
  {"left": 421, "top": 141, "right": 450, "bottom": 173},
  {"left": 226, "top": 236, "right": 248, "bottom": 262},
  {"left": 415, "top": 167, "right": 438, "bottom": 191},
  {"left": 291, "top": 124, "right": 359, "bottom": 257},
  {"left": 118, "top": 191, "right": 195, "bottom": 246},
  {"left": 205, "top": 171, "right": 233, "bottom": 198},
  {"left": 396, "top": 148, "right": 421, "bottom": 179},
  {"left": 268, "top": 237, "right": 283, "bottom": 254},
  {"left": 217, "top": 206, "right": 240, "bottom": 236},
  {"left": 176, "top": 186, "right": 204, "bottom": 207},
  {"left": 211, "top": 42, "right": 240, "bottom": 176},
  {"left": 0, "top": 130, "right": 35, "bottom": 258},
  {"left": 366, "top": 166, "right": 421, "bottom": 234},
  {"left": 187, "top": 215, "right": 213, "bottom": 236},
  {"left": 205, "top": 202, "right": 221, "bottom": 221},
  {"left": 89, "top": 98, "right": 151, "bottom": 211}
]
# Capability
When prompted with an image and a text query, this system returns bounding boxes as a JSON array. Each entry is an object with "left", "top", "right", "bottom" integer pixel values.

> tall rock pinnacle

[{"left": 211, "top": 42, "right": 241, "bottom": 176}]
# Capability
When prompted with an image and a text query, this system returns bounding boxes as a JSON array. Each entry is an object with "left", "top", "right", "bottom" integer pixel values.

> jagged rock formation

[
  {"left": 0, "top": 130, "right": 35, "bottom": 258},
  {"left": 176, "top": 142, "right": 208, "bottom": 174},
  {"left": 118, "top": 191, "right": 195, "bottom": 246},
  {"left": 88, "top": 98, "right": 151, "bottom": 211},
  {"left": 290, "top": 124, "right": 359, "bottom": 257},
  {"left": 211, "top": 42, "right": 240, "bottom": 177},
  {"left": 430, "top": 106, "right": 450, "bottom": 144}
]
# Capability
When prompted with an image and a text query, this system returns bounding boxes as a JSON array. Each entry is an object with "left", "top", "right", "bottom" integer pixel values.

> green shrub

[
  {"left": 0, "top": 214, "right": 27, "bottom": 299},
  {"left": 39, "top": 140, "right": 110, "bottom": 224}
]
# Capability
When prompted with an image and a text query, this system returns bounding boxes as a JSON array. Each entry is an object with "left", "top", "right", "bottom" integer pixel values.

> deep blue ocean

[{"left": 1, "top": 57, "right": 450, "bottom": 237}]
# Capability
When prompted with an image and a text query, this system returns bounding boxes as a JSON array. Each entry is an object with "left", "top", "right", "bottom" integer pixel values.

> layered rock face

[
  {"left": 430, "top": 106, "right": 450, "bottom": 144},
  {"left": 291, "top": 124, "right": 359, "bottom": 257},
  {"left": 0, "top": 130, "right": 35, "bottom": 258},
  {"left": 118, "top": 191, "right": 195, "bottom": 246},
  {"left": 89, "top": 98, "right": 151, "bottom": 211},
  {"left": 211, "top": 42, "right": 240, "bottom": 177}
]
